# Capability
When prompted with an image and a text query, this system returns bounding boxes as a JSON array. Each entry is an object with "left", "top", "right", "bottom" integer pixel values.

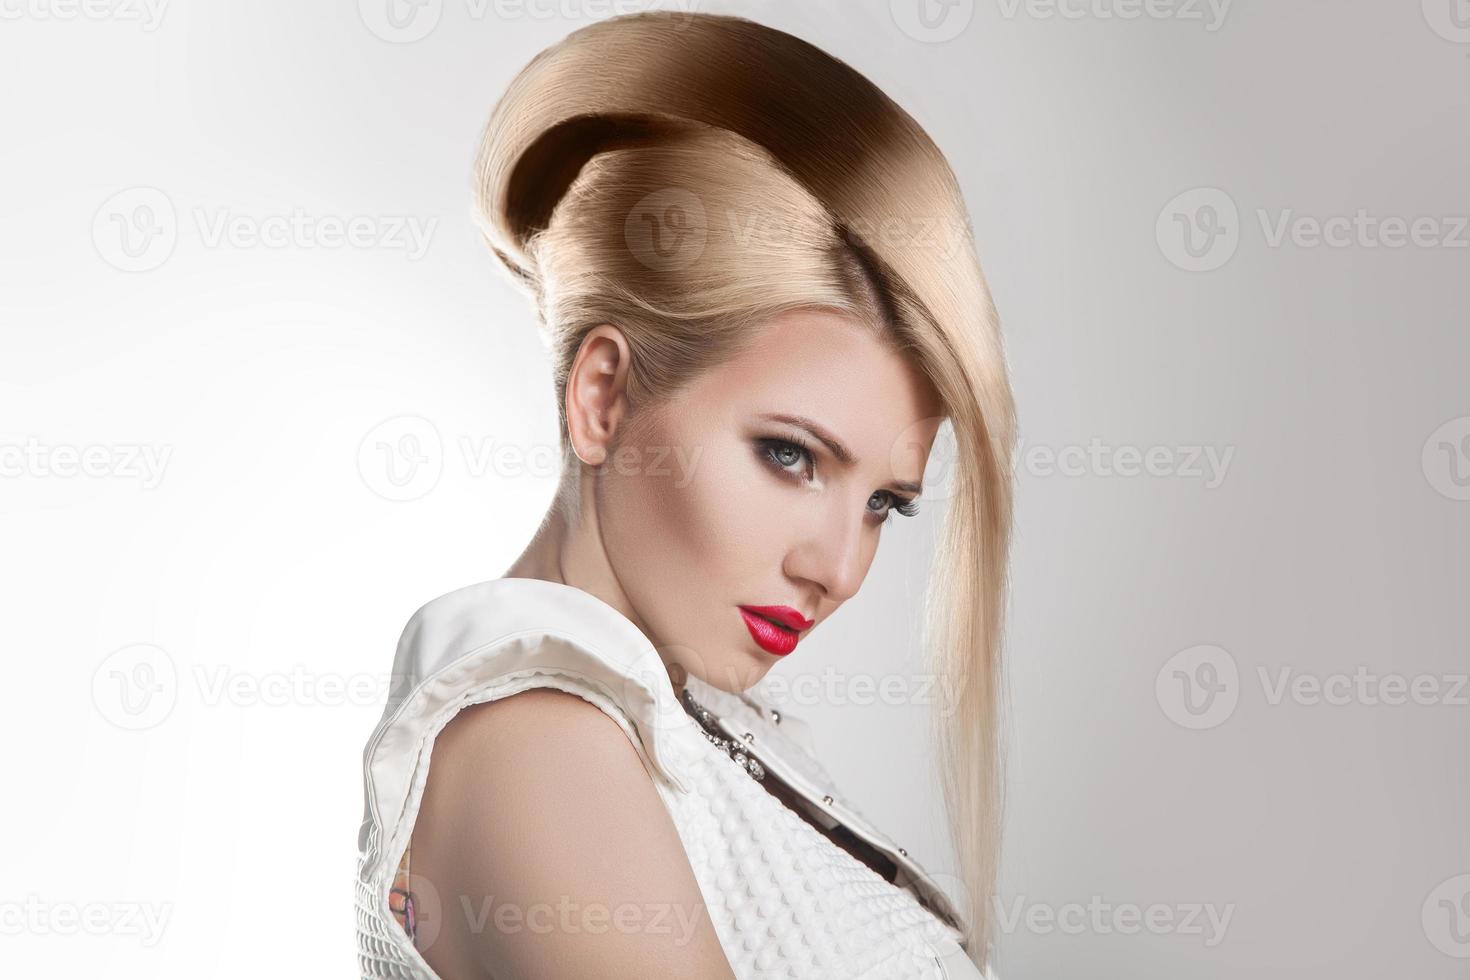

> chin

[{"left": 707, "top": 650, "right": 770, "bottom": 693}]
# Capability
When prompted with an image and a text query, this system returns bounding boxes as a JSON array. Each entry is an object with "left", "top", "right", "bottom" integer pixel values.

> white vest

[{"left": 355, "top": 577, "right": 987, "bottom": 978}]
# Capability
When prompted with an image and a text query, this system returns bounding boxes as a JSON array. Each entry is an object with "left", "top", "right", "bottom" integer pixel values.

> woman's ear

[{"left": 565, "top": 324, "right": 633, "bottom": 466}]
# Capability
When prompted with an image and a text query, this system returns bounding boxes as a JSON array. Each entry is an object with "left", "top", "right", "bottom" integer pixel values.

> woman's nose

[{"left": 785, "top": 497, "right": 868, "bottom": 605}]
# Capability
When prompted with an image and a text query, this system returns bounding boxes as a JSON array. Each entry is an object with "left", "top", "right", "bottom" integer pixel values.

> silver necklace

[{"left": 679, "top": 685, "right": 766, "bottom": 782}]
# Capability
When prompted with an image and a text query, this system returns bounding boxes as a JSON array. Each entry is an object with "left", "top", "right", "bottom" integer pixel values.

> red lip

[
  {"left": 739, "top": 605, "right": 814, "bottom": 631},
  {"left": 737, "top": 605, "right": 814, "bottom": 657}
]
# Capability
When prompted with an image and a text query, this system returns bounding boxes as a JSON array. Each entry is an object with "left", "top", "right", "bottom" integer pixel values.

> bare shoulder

[
  {"left": 411, "top": 687, "right": 735, "bottom": 980},
  {"left": 436, "top": 687, "right": 638, "bottom": 776}
]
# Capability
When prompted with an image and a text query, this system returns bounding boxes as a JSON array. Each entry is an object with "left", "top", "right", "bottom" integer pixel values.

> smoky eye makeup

[
  {"left": 753, "top": 432, "right": 817, "bottom": 482},
  {"left": 751, "top": 430, "right": 922, "bottom": 524},
  {"left": 872, "top": 489, "right": 920, "bottom": 521}
]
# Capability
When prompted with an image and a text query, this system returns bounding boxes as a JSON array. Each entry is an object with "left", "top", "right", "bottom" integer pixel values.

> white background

[{"left": 2, "top": 1, "right": 1467, "bottom": 977}]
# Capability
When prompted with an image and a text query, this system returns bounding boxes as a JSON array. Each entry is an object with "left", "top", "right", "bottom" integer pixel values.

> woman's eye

[
  {"left": 757, "top": 438, "right": 812, "bottom": 478},
  {"left": 757, "top": 438, "right": 919, "bottom": 524},
  {"left": 868, "top": 490, "right": 920, "bottom": 523},
  {"left": 771, "top": 443, "right": 803, "bottom": 468}
]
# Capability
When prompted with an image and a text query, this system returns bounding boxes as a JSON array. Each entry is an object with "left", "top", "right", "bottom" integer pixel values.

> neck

[{"left": 503, "top": 463, "right": 657, "bottom": 649}]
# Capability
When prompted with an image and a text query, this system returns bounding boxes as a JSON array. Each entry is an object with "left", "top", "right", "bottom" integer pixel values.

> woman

[{"left": 355, "top": 11, "right": 1016, "bottom": 979}]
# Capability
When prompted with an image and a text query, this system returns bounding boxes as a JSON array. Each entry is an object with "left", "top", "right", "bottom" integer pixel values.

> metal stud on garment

[{"left": 680, "top": 685, "right": 766, "bottom": 782}]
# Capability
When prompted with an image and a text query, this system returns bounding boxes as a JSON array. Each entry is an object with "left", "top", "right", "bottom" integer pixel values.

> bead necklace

[{"left": 679, "top": 684, "right": 766, "bottom": 782}]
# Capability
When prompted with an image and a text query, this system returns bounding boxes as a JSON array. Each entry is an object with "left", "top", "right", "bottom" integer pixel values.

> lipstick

[{"left": 737, "top": 605, "right": 813, "bottom": 656}]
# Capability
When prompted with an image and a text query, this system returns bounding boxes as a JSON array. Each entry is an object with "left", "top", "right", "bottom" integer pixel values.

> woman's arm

[{"left": 410, "top": 687, "right": 738, "bottom": 980}]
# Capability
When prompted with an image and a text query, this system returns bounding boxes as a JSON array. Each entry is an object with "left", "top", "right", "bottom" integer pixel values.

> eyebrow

[{"left": 756, "top": 412, "right": 924, "bottom": 496}]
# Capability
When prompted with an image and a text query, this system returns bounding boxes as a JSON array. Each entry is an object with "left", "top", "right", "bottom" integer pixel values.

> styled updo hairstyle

[{"left": 471, "top": 12, "right": 1016, "bottom": 969}]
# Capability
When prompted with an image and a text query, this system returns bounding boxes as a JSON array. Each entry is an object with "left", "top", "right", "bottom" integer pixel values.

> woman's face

[{"left": 596, "top": 308, "right": 944, "bottom": 693}]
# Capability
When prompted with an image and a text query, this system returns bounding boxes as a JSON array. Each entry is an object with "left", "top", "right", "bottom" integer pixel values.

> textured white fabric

[{"left": 355, "top": 577, "right": 986, "bottom": 979}]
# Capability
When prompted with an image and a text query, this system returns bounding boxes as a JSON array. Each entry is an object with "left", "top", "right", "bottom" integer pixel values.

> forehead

[{"left": 673, "top": 307, "right": 944, "bottom": 460}]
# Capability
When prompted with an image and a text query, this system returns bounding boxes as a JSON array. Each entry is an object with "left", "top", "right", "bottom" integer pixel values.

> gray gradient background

[{"left": 1, "top": 1, "right": 1466, "bottom": 977}]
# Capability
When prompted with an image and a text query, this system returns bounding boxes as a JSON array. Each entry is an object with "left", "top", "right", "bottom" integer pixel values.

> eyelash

[{"left": 754, "top": 435, "right": 920, "bottom": 524}]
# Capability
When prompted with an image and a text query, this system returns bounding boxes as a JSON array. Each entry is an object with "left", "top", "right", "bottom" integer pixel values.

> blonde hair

[{"left": 471, "top": 12, "right": 1016, "bottom": 969}]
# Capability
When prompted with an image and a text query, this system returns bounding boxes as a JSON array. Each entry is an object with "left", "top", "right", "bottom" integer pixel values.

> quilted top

[{"left": 355, "top": 577, "right": 985, "bottom": 978}]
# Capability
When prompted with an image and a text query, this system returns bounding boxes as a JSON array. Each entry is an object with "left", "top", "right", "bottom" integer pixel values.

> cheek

[{"left": 599, "top": 430, "right": 787, "bottom": 587}]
